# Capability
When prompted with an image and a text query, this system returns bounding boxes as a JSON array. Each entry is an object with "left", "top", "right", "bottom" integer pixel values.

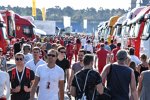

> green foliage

[{"left": 0, "top": 5, "right": 127, "bottom": 22}]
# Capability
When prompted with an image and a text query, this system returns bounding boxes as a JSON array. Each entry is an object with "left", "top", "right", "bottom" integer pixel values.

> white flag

[
  {"left": 63, "top": 16, "right": 71, "bottom": 28},
  {"left": 83, "top": 19, "right": 87, "bottom": 29}
]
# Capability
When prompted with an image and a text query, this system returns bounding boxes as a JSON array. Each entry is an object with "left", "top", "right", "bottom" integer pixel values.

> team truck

[
  {"left": 127, "top": 6, "right": 148, "bottom": 57},
  {"left": 121, "top": 6, "right": 145, "bottom": 50},
  {"left": 15, "top": 14, "right": 36, "bottom": 40},
  {"left": 107, "top": 16, "right": 119, "bottom": 43},
  {"left": 97, "top": 21, "right": 108, "bottom": 40},
  {"left": 141, "top": 12, "right": 150, "bottom": 57},
  {"left": 0, "top": 13, "right": 9, "bottom": 54},
  {"left": 0, "top": 10, "right": 16, "bottom": 39},
  {"left": 128, "top": 6, "right": 150, "bottom": 57},
  {"left": 113, "top": 13, "right": 127, "bottom": 43}
]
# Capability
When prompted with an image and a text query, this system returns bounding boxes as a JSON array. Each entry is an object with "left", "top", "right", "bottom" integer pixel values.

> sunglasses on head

[
  {"left": 60, "top": 51, "right": 66, "bottom": 53},
  {"left": 47, "top": 54, "right": 56, "bottom": 57},
  {"left": 15, "top": 58, "right": 23, "bottom": 61}
]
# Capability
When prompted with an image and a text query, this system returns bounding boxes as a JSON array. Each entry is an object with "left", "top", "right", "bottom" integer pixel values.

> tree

[{"left": 62, "top": 6, "right": 74, "bottom": 16}]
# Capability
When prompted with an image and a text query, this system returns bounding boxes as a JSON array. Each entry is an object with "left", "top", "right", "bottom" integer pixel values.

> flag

[
  {"left": 42, "top": 7, "right": 46, "bottom": 21},
  {"left": 32, "top": 0, "right": 36, "bottom": 16},
  {"left": 83, "top": 19, "right": 87, "bottom": 29},
  {"left": 63, "top": 16, "right": 71, "bottom": 28}
]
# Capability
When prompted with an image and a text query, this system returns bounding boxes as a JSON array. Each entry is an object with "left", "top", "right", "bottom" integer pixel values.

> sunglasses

[
  {"left": 47, "top": 54, "right": 56, "bottom": 57},
  {"left": 15, "top": 58, "right": 23, "bottom": 61},
  {"left": 0, "top": 51, "right": 3, "bottom": 52},
  {"left": 60, "top": 51, "right": 66, "bottom": 53}
]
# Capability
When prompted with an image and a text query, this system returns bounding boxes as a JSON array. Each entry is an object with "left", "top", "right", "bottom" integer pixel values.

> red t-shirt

[
  {"left": 96, "top": 49, "right": 109, "bottom": 73},
  {"left": 74, "top": 43, "right": 81, "bottom": 54},
  {"left": 66, "top": 44, "right": 74, "bottom": 56},
  {"left": 96, "top": 43, "right": 101, "bottom": 51},
  {"left": 60, "top": 39, "right": 64, "bottom": 46},
  {"left": 112, "top": 47, "right": 120, "bottom": 62}
]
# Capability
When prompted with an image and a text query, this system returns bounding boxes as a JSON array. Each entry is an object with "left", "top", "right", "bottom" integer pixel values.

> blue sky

[{"left": 0, "top": 0, "right": 131, "bottom": 10}]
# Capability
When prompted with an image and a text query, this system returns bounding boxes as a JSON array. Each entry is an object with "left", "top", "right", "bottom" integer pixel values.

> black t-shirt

[
  {"left": 13, "top": 42, "right": 21, "bottom": 54},
  {"left": 134, "top": 71, "right": 140, "bottom": 86},
  {"left": 8, "top": 67, "right": 35, "bottom": 100},
  {"left": 56, "top": 58, "right": 70, "bottom": 72},
  {"left": 109, "top": 44, "right": 116, "bottom": 51},
  {"left": 72, "top": 69, "right": 102, "bottom": 100}
]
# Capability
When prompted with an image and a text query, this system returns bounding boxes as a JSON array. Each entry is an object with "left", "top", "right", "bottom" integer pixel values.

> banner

[
  {"left": 42, "top": 7, "right": 46, "bottom": 21},
  {"left": 83, "top": 19, "right": 87, "bottom": 29},
  {"left": 63, "top": 16, "right": 71, "bottom": 28},
  {"left": 32, "top": 0, "right": 36, "bottom": 16},
  {"left": 34, "top": 20, "right": 56, "bottom": 35}
]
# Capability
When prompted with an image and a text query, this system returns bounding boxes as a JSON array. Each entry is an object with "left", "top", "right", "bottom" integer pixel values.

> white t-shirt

[
  {"left": 130, "top": 55, "right": 141, "bottom": 66},
  {"left": 24, "top": 53, "right": 33, "bottom": 64},
  {"left": 36, "top": 64, "right": 64, "bottom": 100},
  {"left": 25, "top": 59, "right": 46, "bottom": 73},
  {"left": 0, "top": 70, "right": 10, "bottom": 100},
  {"left": 81, "top": 38, "right": 86, "bottom": 47},
  {"left": 84, "top": 44, "right": 93, "bottom": 53}
]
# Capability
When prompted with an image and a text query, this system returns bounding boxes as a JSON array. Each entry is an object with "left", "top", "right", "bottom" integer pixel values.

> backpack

[
  {"left": 11, "top": 67, "right": 30, "bottom": 81},
  {"left": 75, "top": 69, "right": 95, "bottom": 100}
]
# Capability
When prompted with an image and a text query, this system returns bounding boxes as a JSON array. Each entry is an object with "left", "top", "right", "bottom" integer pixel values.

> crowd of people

[{"left": 0, "top": 34, "right": 150, "bottom": 100}]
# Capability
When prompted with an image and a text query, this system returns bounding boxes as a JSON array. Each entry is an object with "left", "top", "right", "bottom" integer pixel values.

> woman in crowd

[
  {"left": 74, "top": 38, "right": 81, "bottom": 62},
  {"left": 137, "top": 58, "right": 150, "bottom": 100},
  {"left": 129, "top": 61, "right": 140, "bottom": 86},
  {"left": 137, "top": 54, "right": 149, "bottom": 74}
]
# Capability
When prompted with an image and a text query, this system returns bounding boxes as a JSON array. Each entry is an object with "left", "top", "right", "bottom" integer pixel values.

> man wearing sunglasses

[
  {"left": 30, "top": 49, "right": 64, "bottom": 100},
  {"left": 8, "top": 52, "right": 35, "bottom": 100}
]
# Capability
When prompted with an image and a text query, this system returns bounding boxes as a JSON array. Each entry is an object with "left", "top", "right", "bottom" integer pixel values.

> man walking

[
  {"left": 95, "top": 43, "right": 109, "bottom": 73},
  {"left": 25, "top": 47, "right": 46, "bottom": 74},
  {"left": 69, "top": 49, "right": 86, "bottom": 86},
  {"left": 8, "top": 52, "right": 35, "bottom": 100},
  {"left": 30, "top": 49, "right": 64, "bottom": 100},
  {"left": 71, "top": 54, "right": 103, "bottom": 100},
  {"left": 112, "top": 43, "right": 121, "bottom": 62},
  {"left": 101, "top": 49, "right": 138, "bottom": 100}
]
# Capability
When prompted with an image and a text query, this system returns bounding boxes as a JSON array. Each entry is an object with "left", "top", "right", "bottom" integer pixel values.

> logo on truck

[{"left": 17, "top": 26, "right": 20, "bottom": 31}]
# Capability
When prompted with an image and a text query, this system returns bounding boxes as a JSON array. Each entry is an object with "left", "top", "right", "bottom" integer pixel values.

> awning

[
  {"left": 34, "top": 28, "right": 47, "bottom": 36},
  {"left": 128, "top": 6, "right": 150, "bottom": 24}
]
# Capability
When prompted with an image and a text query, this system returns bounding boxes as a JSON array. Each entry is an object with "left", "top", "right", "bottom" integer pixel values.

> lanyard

[{"left": 16, "top": 66, "right": 25, "bottom": 84}]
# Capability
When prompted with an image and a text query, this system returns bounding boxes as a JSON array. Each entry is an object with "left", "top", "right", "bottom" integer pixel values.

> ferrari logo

[{"left": 17, "top": 26, "right": 20, "bottom": 31}]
